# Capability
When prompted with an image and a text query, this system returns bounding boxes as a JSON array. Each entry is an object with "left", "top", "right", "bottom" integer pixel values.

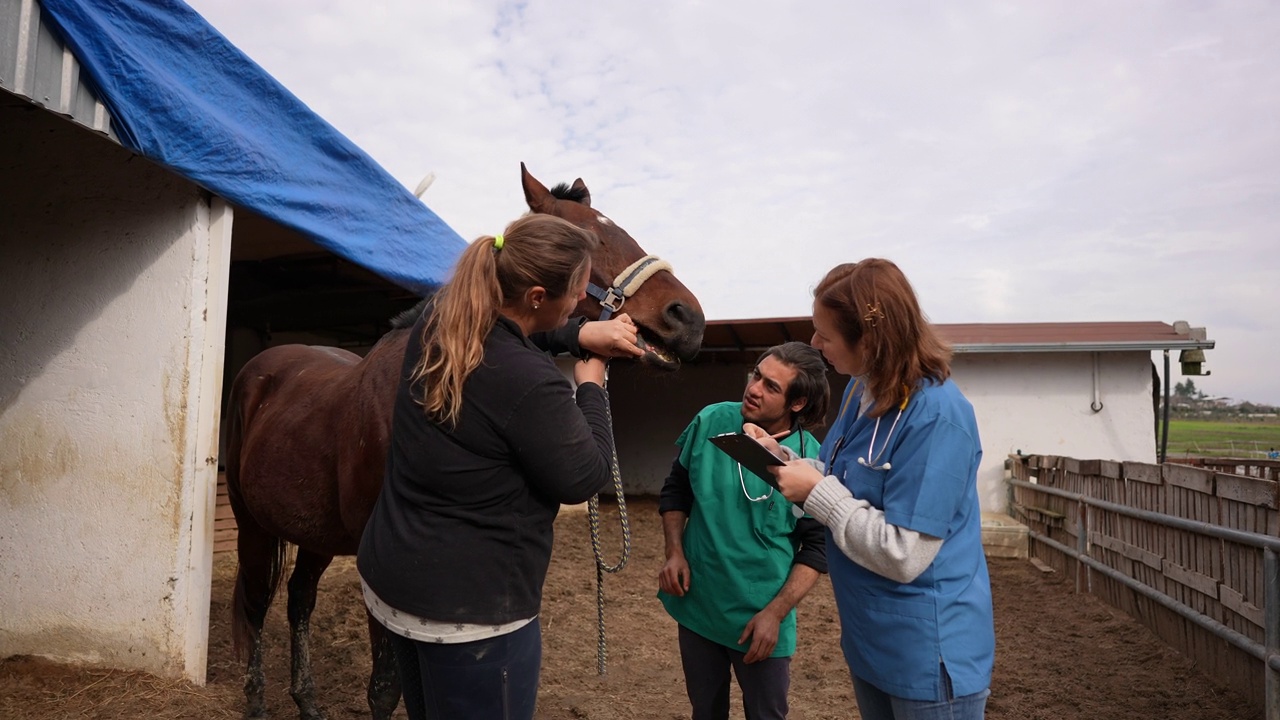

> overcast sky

[{"left": 185, "top": 0, "right": 1279, "bottom": 405}]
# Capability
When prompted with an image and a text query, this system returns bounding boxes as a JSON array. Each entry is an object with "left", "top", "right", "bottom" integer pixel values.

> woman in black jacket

[{"left": 358, "top": 213, "right": 627, "bottom": 719}]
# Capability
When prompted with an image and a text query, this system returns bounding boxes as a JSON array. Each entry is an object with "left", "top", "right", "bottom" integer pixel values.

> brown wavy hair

[
  {"left": 412, "top": 214, "right": 596, "bottom": 427},
  {"left": 813, "top": 258, "right": 951, "bottom": 418},
  {"left": 756, "top": 341, "right": 831, "bottom": 431}
]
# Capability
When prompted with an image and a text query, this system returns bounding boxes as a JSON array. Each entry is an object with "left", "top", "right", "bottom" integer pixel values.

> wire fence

[{"left": 1174, "top": 441, "right": 1280, "bottom": 459}]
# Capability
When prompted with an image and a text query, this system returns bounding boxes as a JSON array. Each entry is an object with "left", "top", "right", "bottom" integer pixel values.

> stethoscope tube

[
  {"left": 857, "top": 406, "right": 905, "bottom": 472},
  {"left": 830, "top": 380, "right": 909, "bottom": 474}
]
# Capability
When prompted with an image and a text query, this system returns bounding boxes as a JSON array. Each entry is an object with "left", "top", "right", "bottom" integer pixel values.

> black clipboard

[{"left": 709, "top": 433, "right": 787, "bottom": 488}]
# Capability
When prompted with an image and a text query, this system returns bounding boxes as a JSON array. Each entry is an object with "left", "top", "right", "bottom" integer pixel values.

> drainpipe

[
  {"left": 1160, "top": 349, "right": 1171, "bottom": 463},
  {"left": 1090, "top": 352, "right": 1104, "bottom": 413}
]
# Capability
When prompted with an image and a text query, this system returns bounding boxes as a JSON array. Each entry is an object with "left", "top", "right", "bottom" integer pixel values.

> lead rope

[
  {"left": 581, "top": 259, "right": 669, "bottom": 675},
  {"left": 586, "top": 363, "right": 631, "bottom": 675}
]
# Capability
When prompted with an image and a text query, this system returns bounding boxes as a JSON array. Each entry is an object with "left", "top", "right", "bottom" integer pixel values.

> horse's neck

[
  {"left": 350, "top": 328, "right": 412, "bottom": 418},
  {"left": 363, "top": 327, "right": 412, "bottom": 379}
]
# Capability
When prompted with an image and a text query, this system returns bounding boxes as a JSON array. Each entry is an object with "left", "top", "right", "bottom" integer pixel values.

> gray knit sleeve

[{"left": 800, "top": 473, "right": 943, "bottom": 584}]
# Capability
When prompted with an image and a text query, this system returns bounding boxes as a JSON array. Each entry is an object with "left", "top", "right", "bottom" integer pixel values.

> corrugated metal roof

[
  {"left": 699, "top": 317, "right": 1215, "bottom": 363},
  {"left": 0, "top": 0, "right": 116, "bottom": 140}
]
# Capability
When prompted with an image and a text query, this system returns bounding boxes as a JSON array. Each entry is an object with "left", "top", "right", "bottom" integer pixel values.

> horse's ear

[
  {"left": 569, "top": 178, "right": 591, "bottom": 208},
  {"left": 521, "top": 162, "right": 555, "bottom": 214}
]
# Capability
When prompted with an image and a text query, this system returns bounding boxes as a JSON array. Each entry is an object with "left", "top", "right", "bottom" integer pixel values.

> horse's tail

[
  {"left": 229, "top": 538, "right": 288, "bottom": 662},
  {"left": 225, "top": 366, "right": 290, "bottom": 662}
]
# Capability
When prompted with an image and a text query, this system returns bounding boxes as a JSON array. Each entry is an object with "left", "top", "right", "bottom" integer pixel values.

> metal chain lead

[{"left": 586, "top": 366, "right": 631, "bottom": 675}]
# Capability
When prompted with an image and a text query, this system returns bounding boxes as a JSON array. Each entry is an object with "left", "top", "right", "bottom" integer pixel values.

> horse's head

[{"left": 521, "top": 163, "right": 705, "bottom": 370}]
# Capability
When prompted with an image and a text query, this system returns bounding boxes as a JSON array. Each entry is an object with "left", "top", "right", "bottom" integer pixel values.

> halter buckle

[{"left": 600, "top": 287, "right": 626, "bottom": 314}]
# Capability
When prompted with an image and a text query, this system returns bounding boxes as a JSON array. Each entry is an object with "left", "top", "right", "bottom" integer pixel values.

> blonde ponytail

[{"left": 412, "top": 214, "right": 596, "bottom": 426}]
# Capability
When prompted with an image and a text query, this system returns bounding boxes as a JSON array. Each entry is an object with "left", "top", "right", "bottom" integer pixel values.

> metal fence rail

[{"left": 1009, "top": 455, "right": 1279, "bottom": 718}]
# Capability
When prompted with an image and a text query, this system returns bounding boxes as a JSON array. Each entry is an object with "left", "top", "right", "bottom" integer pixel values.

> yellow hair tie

[{"left": 493, "top": 234, "right": 505, "bottom": 250}]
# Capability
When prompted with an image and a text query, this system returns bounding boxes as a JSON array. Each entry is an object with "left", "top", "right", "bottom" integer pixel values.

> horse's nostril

[
  {"left": 665, "top": 301, "right": 698, "bottom": 326},
  {"left": 659, "top": 301, "right": 707, "bottom": 362}
]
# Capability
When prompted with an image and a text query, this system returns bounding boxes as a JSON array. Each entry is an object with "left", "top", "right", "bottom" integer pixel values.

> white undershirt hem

[{"left": 361, "top": 579, "right": 536, "bottom": 644}]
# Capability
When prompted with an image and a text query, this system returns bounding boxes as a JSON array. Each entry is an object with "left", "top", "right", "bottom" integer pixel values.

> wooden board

[
  {"left": 1217, "top": 473, "right": 1279, "bottom": 509},
  {"left": 214, "top": 472, "right": 238, "bottom": 554}
]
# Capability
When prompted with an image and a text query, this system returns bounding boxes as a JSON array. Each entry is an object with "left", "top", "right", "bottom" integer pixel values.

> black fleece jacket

[{"left": 357, "top": 314, "right": 613, "bottom": 623}]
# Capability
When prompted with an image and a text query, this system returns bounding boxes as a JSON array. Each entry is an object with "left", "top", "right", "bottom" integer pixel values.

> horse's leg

[
  {"left": 230, "top": 519, "right": 288, "bottom": 720},
  {"left": 365, "top": 611, "right": 402, "bottom": 720},
  {"left": 286, "top": 549, "right": 333, "bottom": 720}
]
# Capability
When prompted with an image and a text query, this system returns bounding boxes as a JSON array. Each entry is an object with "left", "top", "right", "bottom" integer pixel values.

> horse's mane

[
  {"left": 389, "top": 181, "right": 584, "bottom": 331},
  {"left": 550, "top": 182, "right": 588, "bottom": 204},
  {"left": 389, "top": 291, "right": 435, "bottom": 330}
]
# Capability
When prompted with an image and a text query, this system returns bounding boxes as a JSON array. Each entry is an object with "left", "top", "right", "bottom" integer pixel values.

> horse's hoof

[{"left": 294, "top": 695, "right": 328, "bottom": 720}]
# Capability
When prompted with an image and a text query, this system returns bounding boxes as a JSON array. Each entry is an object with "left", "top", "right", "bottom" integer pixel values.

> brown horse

[{"left": 224, "top": 164, "right": 705, "bottom": 720}]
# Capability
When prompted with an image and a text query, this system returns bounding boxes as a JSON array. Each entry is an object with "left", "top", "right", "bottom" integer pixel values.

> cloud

[{"left": 186, "top": 0, "right": 1280, "bottom": 405}]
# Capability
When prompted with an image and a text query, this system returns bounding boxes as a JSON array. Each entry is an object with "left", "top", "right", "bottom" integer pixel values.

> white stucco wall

[
  {"left": 601, "top": 350, "right": 1156, "bottom": 514},
  {"left": 950, "top": 351, "right": 1157, "bottom": 512},
  {"left": 0, "top": 106, "right": 231, "bottom": 681}
]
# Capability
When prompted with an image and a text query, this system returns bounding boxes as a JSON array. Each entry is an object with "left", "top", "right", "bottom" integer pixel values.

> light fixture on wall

[
  {"left": 1173, "top": 322, "right": 1210, "bottom": 376},
  {"left": 1179, "top": 348, "right": 1209, "bottom": 376}
]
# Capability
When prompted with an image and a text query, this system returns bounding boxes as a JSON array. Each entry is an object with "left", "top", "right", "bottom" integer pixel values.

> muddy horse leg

[
  {"left": 286, "top": 549, "right": 334, "bottom": 720},
  {"left": 230, "top": 519, "right": 288, "bottom": 719},
  {"left": 365, "top": 612, "right": 402, "bottom": 720}
]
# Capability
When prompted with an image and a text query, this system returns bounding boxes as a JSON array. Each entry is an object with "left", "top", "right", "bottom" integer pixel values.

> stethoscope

[
  {"left": 737, "top": 463, "right": 773, "bottom": 503},
  {"left": 738, "top": 423, "right": 807, "bottom": 505},
  {"left": 828, "top": 380, "right": 910, "bottom": 474}
]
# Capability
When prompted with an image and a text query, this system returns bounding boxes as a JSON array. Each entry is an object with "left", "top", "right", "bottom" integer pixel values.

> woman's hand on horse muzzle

[{"left": 579, "top": 314, "right": 645, "bottom": 359}]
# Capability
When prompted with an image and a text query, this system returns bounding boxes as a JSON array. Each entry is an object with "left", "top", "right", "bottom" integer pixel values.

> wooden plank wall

[
  {"left": 214, "top": 472, "right": 238, "bottom": 554},
  {"left": 1011, "top": 455, "right": 1274, "bottom": 710}
]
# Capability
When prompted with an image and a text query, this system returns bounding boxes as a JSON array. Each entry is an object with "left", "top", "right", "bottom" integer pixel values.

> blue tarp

[{"left": 37, "top": 0, "right": 464, "bottom": 294}]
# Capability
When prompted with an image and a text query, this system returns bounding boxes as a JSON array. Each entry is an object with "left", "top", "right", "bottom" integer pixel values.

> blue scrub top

[{"left": 820, "top": 378, "right": 994, "bottom": 701}]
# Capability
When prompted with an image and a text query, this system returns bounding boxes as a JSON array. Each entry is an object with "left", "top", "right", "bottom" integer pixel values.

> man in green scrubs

[{"left": 658, "top": 342, "right": 831, "bottom": 720}]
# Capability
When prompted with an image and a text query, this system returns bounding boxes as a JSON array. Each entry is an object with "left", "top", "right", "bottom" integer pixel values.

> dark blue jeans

[
  {"left": 852, "top": 671, "right": 989, "bottom": 720},
  {"left": 677, "top": 624, "right": 791, "bottom": 720},
  {"left": 388, "top": 620, "right": 541, "bottom": 720}
]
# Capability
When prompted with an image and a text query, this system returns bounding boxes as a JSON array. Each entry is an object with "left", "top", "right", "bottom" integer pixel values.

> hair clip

[{"left": 863, "top": 303, "right": 885, "bottom": 328}]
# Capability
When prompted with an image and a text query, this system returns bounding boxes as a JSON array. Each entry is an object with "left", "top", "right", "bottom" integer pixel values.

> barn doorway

[{"left": 214, "top": 210, "right": 424, "bottom": 551}]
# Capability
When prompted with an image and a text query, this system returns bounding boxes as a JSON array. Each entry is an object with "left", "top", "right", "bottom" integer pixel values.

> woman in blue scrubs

[{"left": 752, "top": 259, "right": 994, "bottom": 720}]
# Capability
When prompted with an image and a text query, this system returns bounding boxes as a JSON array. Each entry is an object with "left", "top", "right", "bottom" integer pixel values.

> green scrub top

[{"left": 658, "top": 402, "right": 821, "bottom": 657}]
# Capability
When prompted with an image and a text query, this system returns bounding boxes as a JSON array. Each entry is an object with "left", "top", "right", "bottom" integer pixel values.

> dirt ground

[{"left": 0, "top": 497, "right": 1261, "bottom": 720}]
